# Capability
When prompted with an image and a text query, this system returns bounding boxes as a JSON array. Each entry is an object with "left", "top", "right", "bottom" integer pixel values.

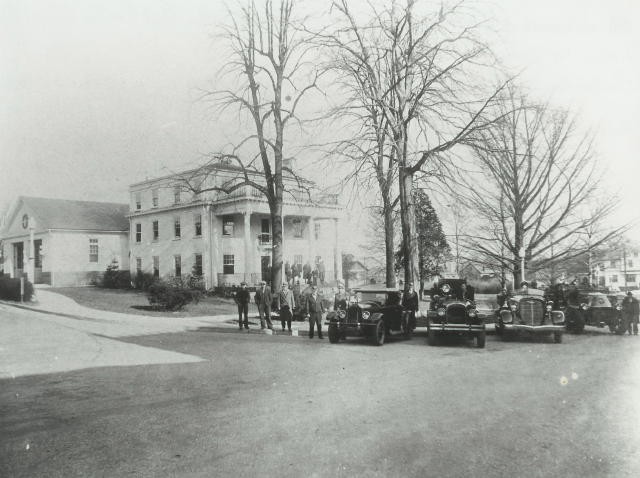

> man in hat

[
  {"left": 622, "top": 291, "right": 639, "bottom": 335},
  {"left": 277, "top": 281, "right": 295, "bottom": 332},
  {"left": 254, "top": 280, "right": 274, "bottom": 330},
  {"left": 234, "top": 281, "right": 251, "bottom": 330}
]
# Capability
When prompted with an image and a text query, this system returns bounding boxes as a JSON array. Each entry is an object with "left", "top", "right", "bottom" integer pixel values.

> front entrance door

[
  {"left": 261, "top": 255, "right": 271, "bottom": 284},
  {"left": 13, "top": 242, "right": 24, "bottom": 277}
]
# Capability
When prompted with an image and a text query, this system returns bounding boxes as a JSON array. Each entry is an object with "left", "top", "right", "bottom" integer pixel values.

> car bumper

[
  {"left": 502, "top": 324, "right": 564, "bottom": 333},
  {"left": 428, "top": 323, "right": 485, "bottom": 333}
]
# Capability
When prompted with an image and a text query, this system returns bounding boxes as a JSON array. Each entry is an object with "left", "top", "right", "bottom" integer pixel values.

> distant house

[{"left": 0, "top": 197, "right": 129, "bottom": 286}]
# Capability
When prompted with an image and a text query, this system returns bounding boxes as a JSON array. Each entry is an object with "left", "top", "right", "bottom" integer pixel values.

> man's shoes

[
  {"left": 244, "top": 325, "right": 249, "bottom": 330},
  {"left": 309, "top": 335, "right": 314, "bottom": 339},
  {"left": 319, "top": 335, "right": 324, "bottom": 339}
]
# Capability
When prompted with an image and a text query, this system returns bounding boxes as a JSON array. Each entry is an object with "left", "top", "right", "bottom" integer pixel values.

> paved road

[{"left": 1, "top": 305, "right": 640, "bottom": 477}]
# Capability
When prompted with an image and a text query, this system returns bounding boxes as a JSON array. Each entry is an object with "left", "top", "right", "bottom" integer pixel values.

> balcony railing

[{"left": 209, "top": 185, "right": 338, "bottom": 206}]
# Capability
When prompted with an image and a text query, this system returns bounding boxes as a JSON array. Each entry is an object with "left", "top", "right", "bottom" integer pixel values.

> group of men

[
  {"left": 234, "top": 281, "right": 421, "bottom": 338},
  {"left": 233, "top": 280, "right": 330, "bottom": 338},
  {"left": 284, "top": 259, "right": 326, "bottom": 286}
]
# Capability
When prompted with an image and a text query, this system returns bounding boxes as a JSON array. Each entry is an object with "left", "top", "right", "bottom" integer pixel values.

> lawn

[{"left": 50, "top": 287, "right": 238, "bottom": 317}]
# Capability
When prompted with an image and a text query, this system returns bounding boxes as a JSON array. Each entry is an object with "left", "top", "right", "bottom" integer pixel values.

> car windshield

[
  {"left": 588, "top": 294, "right": 611, "bottom": 307},
  {"left": 357, "top": 291, "right": 388, "bottom": 304}
]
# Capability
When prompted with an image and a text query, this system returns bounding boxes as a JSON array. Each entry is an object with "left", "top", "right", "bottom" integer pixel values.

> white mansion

[{"left": 1, "top": 162, "right": 344, "bottom": 288}]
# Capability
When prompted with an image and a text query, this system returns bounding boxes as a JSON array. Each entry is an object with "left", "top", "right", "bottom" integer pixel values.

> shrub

[
  {"left": 0, "top": 276, "right": 34, "bottom": 301},
  {"left": 147, "top": 276, "right": 203, "bottom": 311},
  {"left": 101, "top": 260, "right": 132, "bottom": 289},
  {"left": 133, "top": 272, "right": 157, "bottom": 291}
]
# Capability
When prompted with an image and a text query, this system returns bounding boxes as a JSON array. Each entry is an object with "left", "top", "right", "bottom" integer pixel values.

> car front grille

[
  {"left": 518, "top": 299, "right": 544, "bottom": 325},
  {"left": 345, "top": 308, "right": 360, "bottom": 324},
  {"left": 446, "top": 304, "right": 468, "bottom": 324}
]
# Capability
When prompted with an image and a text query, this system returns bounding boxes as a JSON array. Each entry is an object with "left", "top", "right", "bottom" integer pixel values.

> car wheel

[
  {"left": 372, "top": 320, "right": 385, "bottom": 346},
  {"left": 328, "top": 324, "right": 339, "bottom": 344},
  {"left": 427, "top": 329, "right": 438, "bottom": 346},
  {"left": 475, "top": 331, "right": 486, "bottom": 348},
  {"left": 553, "top": 332, "right": 563, "bottom": 343}
]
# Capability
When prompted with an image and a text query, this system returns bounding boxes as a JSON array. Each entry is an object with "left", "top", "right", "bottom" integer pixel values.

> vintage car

[
  {"left": 563, "top": 291, "right": 624, "bottom": 334},
  {"left": 496, "top": 288, "right": 564, "bottom": 342},
  {"left": 324, "top": 287, "right": 412, "bottom": 345},
  {"left": 426, "top": 279, "right": 485, "bottom": 348},
  {"left": 546, "top": 285, "right": 624, "bottom": 334}
]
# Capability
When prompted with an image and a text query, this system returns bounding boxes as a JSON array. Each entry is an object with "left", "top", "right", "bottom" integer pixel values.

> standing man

[
  {"left": 402, "top": 284, "right": 419, "bottom": 331},
  {"left": 255, "top": 280, "right": 274, "bottom": 330},
  {"left": 318, "top": 259, "right": 326, "bottom": 284},
  {"left": 333, "top": 281, "right": 348, "bottom": 311},
  {"left": 303, "top": 261, "right": 312, "bottom": 284},
  {"left": 234, "top": 281, "right": 251, "bottom": 330},
  {"left": 284, "top": 260, "right": 292, "bottom": 285},
  {"left": 622, "top": 292, "right": 639, "bottom": 335},
  {"left": 305, "top": 284, "right": 325, "bottom": 339},
  {"left": 277, "top": 281, "right": 296, "bottom": 332}
]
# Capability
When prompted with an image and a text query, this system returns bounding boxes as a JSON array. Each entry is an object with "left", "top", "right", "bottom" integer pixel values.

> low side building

[{"left": 0, "top": 197, "right": 129, "bottom": 286}]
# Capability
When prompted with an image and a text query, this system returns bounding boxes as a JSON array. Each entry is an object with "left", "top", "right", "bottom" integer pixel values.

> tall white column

[
  {"left": 244, "top": 210, "right": 252, "bottom": 283},
  {"left": 208, "top": 206, "right": 218, "bottom": 288},
  {"left": 308, "top": 216, "right": 316, "bottom": 264},
  {"left": 334, "top": 218, "right": 342, "bottom": 281}
]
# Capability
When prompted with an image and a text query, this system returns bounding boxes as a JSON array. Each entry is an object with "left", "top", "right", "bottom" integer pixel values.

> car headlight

[
  {"left": 510, "top": 304, "right": 517, "bottom": 311},
  {"left": 441, "top": 284, "right": 451, "bottom": 294},
  {"left": 580, "top": 303, "right": 589, "bottom": 310},
  {"left": 546, "top": 304, "right": 552, "bottom": 311},
  {"left": 468, "top": 309, "right": 477, "bottom": 318},
  {"left": 616, "top": 305, "right": 622, "bottom": 311},
  {"left": 361, "top": 311, "right": 370, "bottom": 320},
  {"left": 337, "top": 309, "right": 346, "bottom": 319},
  {"left": 437, "top": 308, "right": 446, "bottom": 317}
]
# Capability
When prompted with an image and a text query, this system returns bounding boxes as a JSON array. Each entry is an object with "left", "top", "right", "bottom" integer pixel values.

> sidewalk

[{"left": 0, "top": 289, "right": 312, "bottom": 338}]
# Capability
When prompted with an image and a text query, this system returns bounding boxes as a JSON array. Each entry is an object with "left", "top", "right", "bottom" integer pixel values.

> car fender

[{"left": 369, "top": 312, "right": 384, "bottom": 323}]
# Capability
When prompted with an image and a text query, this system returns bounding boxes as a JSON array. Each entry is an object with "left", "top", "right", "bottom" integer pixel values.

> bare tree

[
  {"left": 320, "top": 2, "right": 401, "bottom": 287},
  {"left": 460, "top": 86, "right": 627, "bottom": 284},
  {"left": 183, "top": 0, "right": 321, "bottom": 287},
  {"left": 327, "top": 0, "right": 508, "bottom": 288}
]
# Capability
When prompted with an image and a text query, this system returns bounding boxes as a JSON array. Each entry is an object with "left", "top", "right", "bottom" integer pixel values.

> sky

[{"left": 1, "top": 0, "right": 639, "bottom": 244}]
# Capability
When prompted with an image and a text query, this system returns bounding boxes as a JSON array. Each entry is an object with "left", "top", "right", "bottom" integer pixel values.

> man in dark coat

[
  {"left": 305, "top": 284, "right": 325, "bottom": 339},
  {"left": 622, "top": 292, "right": 639, "bottom": 335},
  {"left": 303, "top": 261, "right": 312, "bottom": 284},
  {"left": 254, "top": 280, "right": 273, "bottom": 330},
  {"left": 402, "top": 284, "right": 419, "bottom": 330},
  {"left": 234, "top": 281, "right": 251, "bottom": 330}
]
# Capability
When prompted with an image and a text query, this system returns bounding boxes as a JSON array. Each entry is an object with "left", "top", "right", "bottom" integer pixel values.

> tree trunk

[
  {"left": 399, "top": 168, "right": 418, "bottom": 289},
  {"left": 383, "top": 201, "right": 396, "bottom": 288},
  {"left": 271, "top": 203, "right": 283, "bottom": 290}
]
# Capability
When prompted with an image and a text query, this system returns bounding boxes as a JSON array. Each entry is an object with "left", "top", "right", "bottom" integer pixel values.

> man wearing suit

[
  {"left": 305, "top": 284, "right": 325, "bottom": 339},
  {"left": 254, "top": 280, "right": 274, "bottom": 330}
]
